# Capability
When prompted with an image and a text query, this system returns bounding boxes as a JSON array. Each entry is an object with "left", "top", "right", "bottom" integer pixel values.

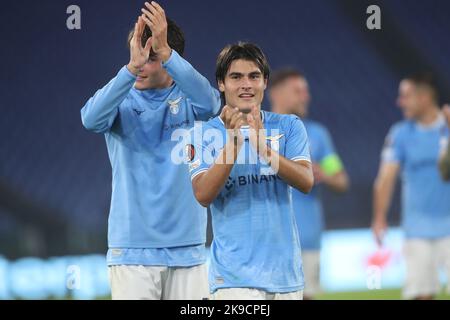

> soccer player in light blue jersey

[
  {"left": 439, "top": 105, "right": 450, "bottom": 181},
  {"left": 269, "top": 69, "right": 349, "bottom": 299},
  {"left": 372, "top": 73, "right": 450, "bottom": 299},
  {"left": 80, "top": 2, "right": 220, "bottom": 300},
  {"left": 186, "top": 43, "right": 314, "bottom": 300}
]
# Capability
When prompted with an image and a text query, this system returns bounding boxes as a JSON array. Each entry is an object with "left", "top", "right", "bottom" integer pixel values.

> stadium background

[{"left": 0, "top": 0, "right": 449, "bottom": 299}]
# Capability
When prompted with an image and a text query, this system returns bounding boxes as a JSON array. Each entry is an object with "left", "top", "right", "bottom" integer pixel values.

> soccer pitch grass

[
  {"left": 93, "top": 289, "right": 450, "bottom": 300},
  {"left": 316, "top": 289, "right": 450, "bottom": 300}
]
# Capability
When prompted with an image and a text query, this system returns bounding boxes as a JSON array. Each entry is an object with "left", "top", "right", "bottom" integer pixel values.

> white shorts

[
  {"left": 302, "top": 250, "right": 321, "bottom": 298},
  {"left": 108, "top": 264, "right": 209, "bottom": 300},
  {"left": 211, "top": 288, "right": 303, "bottom": 300},
  {"left": 403, "top": 237, "right": 450, "bottom": 299}
]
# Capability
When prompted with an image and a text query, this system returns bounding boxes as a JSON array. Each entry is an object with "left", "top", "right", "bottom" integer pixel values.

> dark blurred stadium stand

[{"left": 0, "top": 0, "right": 449, "bottom": 259}]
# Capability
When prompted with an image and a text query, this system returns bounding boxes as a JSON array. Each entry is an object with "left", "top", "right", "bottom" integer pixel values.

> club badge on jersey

[
  {"left": 266, "top": 134, "right": 284, "bottom": 152},
  {"left": 168, "top": 97, "right": 183, "bottom": 115},
  {"left": 259, "top": 134, "right": 284, "bottom": 175}
]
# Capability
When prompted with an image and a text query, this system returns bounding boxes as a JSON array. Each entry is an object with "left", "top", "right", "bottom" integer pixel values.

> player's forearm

[
  {"left": 163, "top": 50, "right": 221, "bottom": 116},
  {"left": 372, "top": 177, "right": 394, "bottom": 223},
  {"left": 263, "top": 148, "right": 314, "bottom": 193},
  {"left": 193, "top": 142, "right": 241, "bottom": 207},
  {"left": 81, "top": 66, "right": 135, "bottom": 133},
  {"left": 438, "top": 145, "right": 450, "bottom": 181},
  {"left": 323, "top": 171, "right": 350, "bottom": 193}
]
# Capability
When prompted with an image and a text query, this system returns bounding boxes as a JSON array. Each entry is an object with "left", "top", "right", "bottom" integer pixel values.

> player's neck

[
  {"left": 417, "top": 106, "right": 440, "bottom": 126},
  {"left": 152, "top": 77, "right": 174, "bottom": 90},
  {"left": 272, "top": 104, "right": 307, "bottom": 119},
  {"left": 272, "top": 105, "right": 294, "bottom": 116},
  {"left": 144, "top": 75, "right": 174, "bottom": 90},
  {"left": 296, "top": 111, "right": 307, "bottom": 119},
  {"left": 289, "top": 110, "right": 307, "bottom": 119}
]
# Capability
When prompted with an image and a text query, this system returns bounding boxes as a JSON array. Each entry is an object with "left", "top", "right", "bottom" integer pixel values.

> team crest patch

[
  {"left": 266, "top": 134, "right": 284, "bottom": 152},
  {"left": 266, "top": 134, "right": 284, "bottom": 141},
  {"left": 168, "top": 97, "right": 183, "bottom": 115},
  {"left": 186, "top": 144, "right": 195, "bottom": 162}
]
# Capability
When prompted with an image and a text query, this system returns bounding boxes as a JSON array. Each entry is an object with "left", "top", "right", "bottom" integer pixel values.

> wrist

[
  {"left": 126, "top": 62, "right": 141, "bottom": 76},
  {"left": 226, "top": 132, "right": 243, "bottom": 148},
  {"left": 229, "top": 138, "right": 243, "bottom": 153},
  {"left": 373, "top": 215, "right": 386, "bottom": 223},
  {"left": 159, "top": 47, "right": 172, "bottom": 63},
  {"left": 218, "top": 141, "right": 240, "bottom": 166},
  {"left": 259, "top": 145, "right": 271, "bottom": 161}
]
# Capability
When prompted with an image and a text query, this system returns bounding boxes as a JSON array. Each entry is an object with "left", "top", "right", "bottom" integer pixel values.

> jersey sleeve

[
  {"left": 285, "top": 116, "right": 311, "bottom": 162},
  {"left": 381, "top": 123, "right": 406, "bottom": 165},
  {"left": 80, "top": 66, "right": 135, "bottom": 133},
  {"left": 162, "top": 50, "right": 221, "bottom": 121},
  {"left": 186, "top": 124, "right": 216, "bottom": 181}
]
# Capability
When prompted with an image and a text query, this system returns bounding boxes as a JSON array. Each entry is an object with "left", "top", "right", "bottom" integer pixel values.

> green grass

[
  {"left": 90, "top": 289, "right": 450, "bottom": 300},
  {"left": 316, "top": 289, "right": 450, "bottom": 300}
]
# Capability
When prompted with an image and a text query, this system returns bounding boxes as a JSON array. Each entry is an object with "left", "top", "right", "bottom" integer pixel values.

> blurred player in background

[
  {"left": 81, "top": 2, "right": 220, "bottom": 299},
  {"left": 270, "top": 69, "right": 349, "bottom": 299},
  {"left": 439, "top": 105, "right": 450, "bottom": 180},
  {"left": 187, "top": 43, "right": 314, "bottom": 299},
  {"left": 372, "top": 73, "right": 450, "bottom": 300}
]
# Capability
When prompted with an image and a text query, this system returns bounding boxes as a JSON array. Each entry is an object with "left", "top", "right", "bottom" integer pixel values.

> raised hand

[
  {"left": 141, "top": 1, "right": 172, "bottom": 62},
  {"left": 127, "top": 16, "right": 153, "bottom": 75},
  {"left": 247, "top": 106, "right": 267, "bottom": 156},
  {"left": 220, "top": 105, "right": 245, "bottom": 149}
]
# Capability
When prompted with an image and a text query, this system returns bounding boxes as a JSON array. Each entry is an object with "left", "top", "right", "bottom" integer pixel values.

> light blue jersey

[
  {"left": 188, "top": 111, "right": 311, "bottom": 293},
  {"left": 81, "top": 50, "right": 221, "bottom": 266},
  {"left": 382, "top": 115, "right": 450, "bottom": 239},
  {"left": 443, "top": 127, "right": 450, "bottom": 151},
  {"left": 292, "top": 120, "right": 341, "bottom": 250}
]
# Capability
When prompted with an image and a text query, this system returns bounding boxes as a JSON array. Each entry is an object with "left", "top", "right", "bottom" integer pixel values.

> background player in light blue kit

[
  {"left": 372, "top": 73, "right": 450, "bottom": 299},
  {"left": 81, "top": 2, "right": 220, "bottom": 299},
  {"left": 439, "top": 105, "right": 450, "bottom": 180},
  {"left": 187, "top": 43, "right": 314, "bottom": 300},
  {"left": 270, "top": 69, "right": 349, "bottom": 299}
]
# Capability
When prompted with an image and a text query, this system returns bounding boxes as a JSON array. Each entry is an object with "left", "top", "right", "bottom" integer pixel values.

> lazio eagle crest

[
  {"left": 168, "top": 97, "right": 183, "bottom": 115},
  {"left": 266, "top": 134, "right": 284, "bottom": 152}
]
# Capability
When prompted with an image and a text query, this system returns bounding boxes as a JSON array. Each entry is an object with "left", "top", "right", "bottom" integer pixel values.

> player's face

[
  {"left": 134, "top": 56, "right": 172, "bottom": 90},
  {"left": 219, "top": 59, "right": 267, "bottom": 113},
  {"left": 277, "top": 77, "right": 310, "bottom": 117},
  {"left": 397, "top": 80, "right": 422, "bottom": 120}
]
